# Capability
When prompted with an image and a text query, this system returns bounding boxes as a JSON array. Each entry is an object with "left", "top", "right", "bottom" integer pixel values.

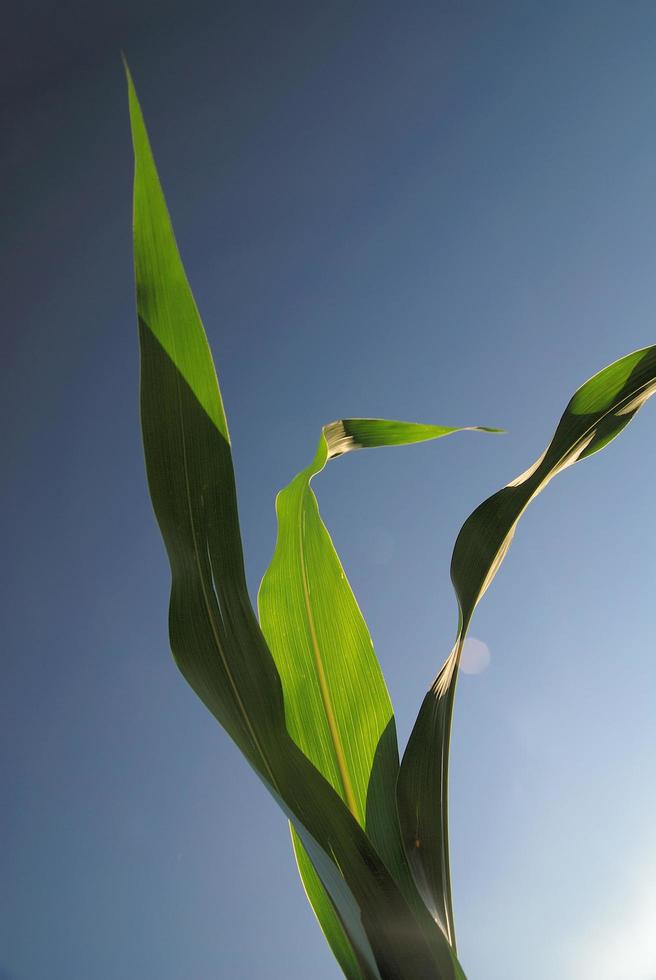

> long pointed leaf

[
  {"left": 397, "top": 345, "right": 656, "bottom": 948},
  {"left": 127, "top": 65, "right": 467, "bottom": 979},
  {"left": 258, "top": 419, "right": 498, "bottom": 973}
]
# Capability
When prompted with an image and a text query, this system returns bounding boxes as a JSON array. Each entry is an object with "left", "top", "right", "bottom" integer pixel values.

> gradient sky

[{"left": 3, "top": 3, "right": 656, "bottom": 978}]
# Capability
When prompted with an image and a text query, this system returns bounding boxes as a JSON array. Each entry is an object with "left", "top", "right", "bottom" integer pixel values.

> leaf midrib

[{"left": 298, "top": 484, "right": 362, "bottom": 824}]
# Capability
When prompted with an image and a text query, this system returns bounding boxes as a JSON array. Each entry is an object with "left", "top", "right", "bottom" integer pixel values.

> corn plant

[{"left": 126, "top": 65, "right": 656, "bottom": 979}]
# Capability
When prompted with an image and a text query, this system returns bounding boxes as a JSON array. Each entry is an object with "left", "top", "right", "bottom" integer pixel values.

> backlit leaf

[
  {"left": 259, "top": 419, "right": 498, "bottom": 974},
  {"left": 127, "top": 62, "right": 467, "bottom": 979}
]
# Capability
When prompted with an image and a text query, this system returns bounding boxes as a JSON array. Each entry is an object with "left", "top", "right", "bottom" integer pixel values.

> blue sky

[{"left": 2, "top": 2, "right": 656, "bottom": 978}]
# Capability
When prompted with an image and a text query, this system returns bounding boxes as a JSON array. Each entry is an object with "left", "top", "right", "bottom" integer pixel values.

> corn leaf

[
  {"left": 126, "top": 64, "right": 468, "bottom": 979},
  {"left": 397, "top": 345, "right": 656, "bottom": 948},
  {"left": 258, "top": 419, "right": 496, "bottom": 836},
  {"left": 290, "top": 824, "right": 365, "bottom": 979},
  {"left": 258, "top": 419, "right": 498, "bottom": 975}
]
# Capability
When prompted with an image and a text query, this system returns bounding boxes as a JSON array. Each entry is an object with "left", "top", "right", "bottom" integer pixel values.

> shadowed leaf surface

[
  {"left": 127, "top": 63, "right": 467, "bottom": 980},
  {"left": 398, "top": 345, "right": 656, "bottom": 948}
]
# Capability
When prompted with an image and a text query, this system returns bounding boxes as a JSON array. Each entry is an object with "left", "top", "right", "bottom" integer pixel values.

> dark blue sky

[{"left": 3, "top": 3, "right": 656, "bottom": 978}]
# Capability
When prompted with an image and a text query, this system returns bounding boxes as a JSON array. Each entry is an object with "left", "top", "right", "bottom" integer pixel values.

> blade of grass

[
  {"left": 259, "top": 419, "right": 499, "bottom": 974},
  {"left": 398, "top": 345, "right": 656, "bottom": 948},
  {"left": 127, "top": 62, "right": 468, "bottom": 979}
]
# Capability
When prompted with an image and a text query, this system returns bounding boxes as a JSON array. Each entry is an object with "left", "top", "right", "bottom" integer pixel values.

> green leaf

[
  {"left": 397, "top": 345, "right": 656, "bottom": 948},
  {"left": 258, "top": 419, "right": 494, "bottom": 831},
  {"left": 291, "top": 824, "right": 366, "bottom": 980},
  {"left": 258, "top": 419, "right": 498, "bottom": 974},
  {"left": 126, "top": 63, "right": 467, "bottom": 979}
]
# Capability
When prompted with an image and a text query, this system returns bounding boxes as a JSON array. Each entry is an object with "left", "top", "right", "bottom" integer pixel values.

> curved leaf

[
  {"left": 397, "top": 345, "right": 656, "bottom": 948},
  {"left": 126, "top": 64, "right": 467, "bottom": 979},
  {"left": 259, "top": 419, "right": 497, "bottom": 974}
]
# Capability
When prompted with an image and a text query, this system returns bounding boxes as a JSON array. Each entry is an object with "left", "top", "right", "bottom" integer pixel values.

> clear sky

[{"left": 3, "top": 3, "right": 656, "bottom": 978}]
